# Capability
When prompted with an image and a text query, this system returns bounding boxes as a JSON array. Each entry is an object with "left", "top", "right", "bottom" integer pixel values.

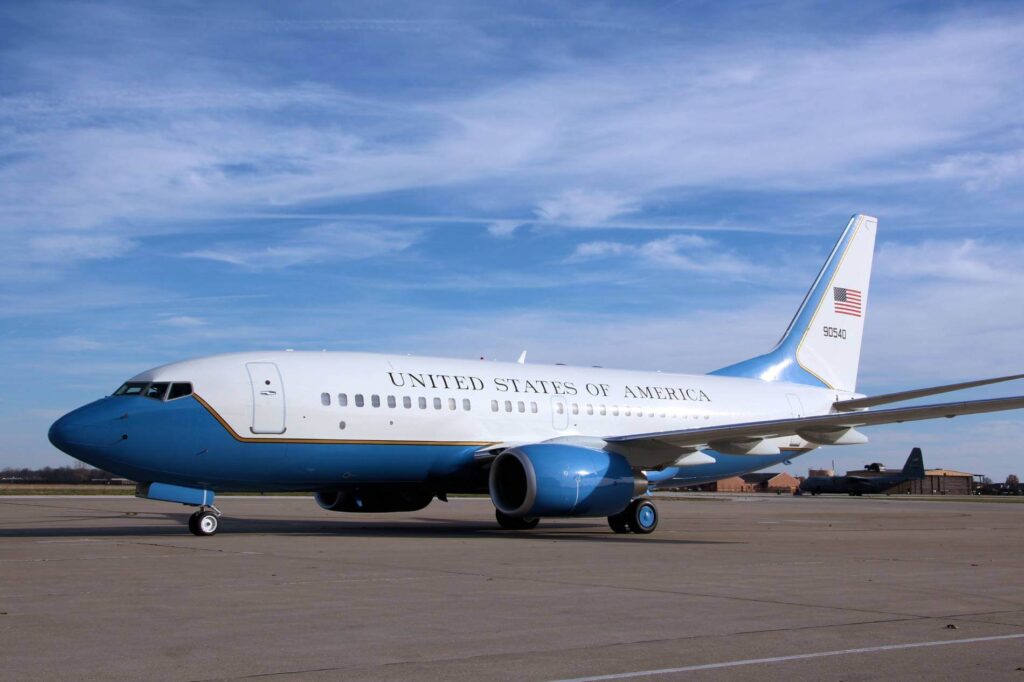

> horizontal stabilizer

[{"left": 834, "top": 373, "right": 1024, "bottom": 411}]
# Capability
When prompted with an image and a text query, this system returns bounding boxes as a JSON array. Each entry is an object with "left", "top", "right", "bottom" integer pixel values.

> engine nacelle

[
  {"left": 489, "top": 444, "right": 644, "bottom": 517},
  {"left": 314, "top": 486, "right": 434, "bottom": 513}
]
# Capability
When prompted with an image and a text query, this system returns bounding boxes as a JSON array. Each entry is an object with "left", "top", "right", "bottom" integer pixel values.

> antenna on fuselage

[{"left": 517, "top": 351, "right": 527, "bottom": 364}]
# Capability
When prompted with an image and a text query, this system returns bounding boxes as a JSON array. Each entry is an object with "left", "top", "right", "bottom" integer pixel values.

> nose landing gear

[{"left": 188, "top": 506, "right": 221, "bottom": 536}]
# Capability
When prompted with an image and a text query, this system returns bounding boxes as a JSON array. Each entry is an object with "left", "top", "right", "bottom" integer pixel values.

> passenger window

[
  {"left": 403, "top": 396, "right": 412, "bottom": 409},
  {"left": 624, "top": 407, "right": 631, "bottom": 416},
  {"left": 355, "top": 394, "right": 364, "bottom": 407},
  {"left": 371, "top": 395, "right": 380, "bottom": 408},
  {"left": 637, "top": 408, "right": 643, "bottom": 417},
  {"left": 321, "top": 393, "right": 331, "bottom": 406},
  {"left": 504, "top": 400, "right": 512, "bottom": 412},
  {"left": 387, "top": 395, "right": 396, "bottom": 408},
  {"left": 338, "top": 393, "right": 348, "bottom": 407},
  {"left": 517, "top": 401, "right": 525, "bottom": 413},
  {"left": 167, "top": 383, "right": 193, "bottom": 400},
  {"left": 339, "top": 421, "right": 346, "bottom": 430},
  {"left": 448, "top": 398, "right": 456, "bottom": 410},
  {"left": 612, "top": 406, "right": 619, "bottom": 416},
  {"left": 530, "top": 402, "right": 538, "bottom": 414},
  {"left": 491, "top": 400, "right": 499, "bottom": 412},
  {"left": 599, "top": 405, "right": 606, "bottom": 416},
  {"left": 463, "top": 399, "right": 471, "bottom": 411},
  {"left": 418, "top": 397, "right": 427, "bottom": 409},
  {"left": 555, "top": 403, "right": 564, "bottom": 414},
  {"left": 586, "top": 404, "right": 593, "bottom": 415},
  {"left": 145, "top": 383, "right": 169, "bottom": 400},
  {"left": 572, "top": 403, "right": 579, "bottom": 415},
  {"left": 433, "top": 397, "right": 442, "bottom": 410}
]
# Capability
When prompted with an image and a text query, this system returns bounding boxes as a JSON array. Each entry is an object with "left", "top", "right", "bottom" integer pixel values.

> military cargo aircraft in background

[{"left": 799, "top": 448, "right": 926, "bottom": 495}]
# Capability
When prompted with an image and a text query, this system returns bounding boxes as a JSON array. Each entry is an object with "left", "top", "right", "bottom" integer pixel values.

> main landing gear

[
  {"left": 495, "top": 509, "right": 540, "bottom": 530},
  {"left": 188, "top": 506, "right": 222, "bottom": 536},
  {"left": 607, "top": 499, "right": 659, "bottom": 535}
]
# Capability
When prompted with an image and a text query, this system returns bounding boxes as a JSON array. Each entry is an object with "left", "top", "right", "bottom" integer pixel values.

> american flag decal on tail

[{"left": 833, "top": 287, "right": 862, "bottom": 317}]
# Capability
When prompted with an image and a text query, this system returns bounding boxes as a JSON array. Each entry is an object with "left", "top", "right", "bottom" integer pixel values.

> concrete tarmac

[{"left": 1, "top": 494, "right": 1023, "bottom": 681}]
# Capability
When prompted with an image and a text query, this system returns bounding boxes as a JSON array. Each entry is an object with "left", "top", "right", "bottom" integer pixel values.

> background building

[{"left": 693, "top": 472, "right": 800, "bottom": 494}]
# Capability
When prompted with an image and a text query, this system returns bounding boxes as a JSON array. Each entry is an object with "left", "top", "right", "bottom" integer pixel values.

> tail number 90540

[{"left": 823, "top": 325, "right": 847, "bottom": 340}]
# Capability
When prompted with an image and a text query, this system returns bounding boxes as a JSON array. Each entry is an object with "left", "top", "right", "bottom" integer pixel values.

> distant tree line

[{"left": 1, "top": 465, "right": 127, "bottom": 484}]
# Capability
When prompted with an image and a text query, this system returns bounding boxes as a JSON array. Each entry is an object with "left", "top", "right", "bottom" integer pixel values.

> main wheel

[
  {"left": 607, "top": 513, "right": 630, "bottom": 533},
  {"left": 626, "top": 499, "right": 658, "bottom": 534},
  {"left": 189, "top": 510, "right": 219, "bottom": 536},
  {"left": 495, "top": 509, "right": 540, "bottom": 530}
]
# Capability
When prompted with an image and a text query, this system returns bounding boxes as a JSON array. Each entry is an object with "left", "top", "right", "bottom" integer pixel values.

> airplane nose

[
  {"left": 48, "top": 411, "right": 95, "bottom": 453},
  {"left": 47, "top": 415, "right": 69, "bottom": 451},
  {"left": 48, "top": 403, "right": 124, "bottom": 453}
]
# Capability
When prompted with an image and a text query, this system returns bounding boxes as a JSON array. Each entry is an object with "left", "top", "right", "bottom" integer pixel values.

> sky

[{"left": 1, "top": 1, "right": 1023, "bottom": 479}]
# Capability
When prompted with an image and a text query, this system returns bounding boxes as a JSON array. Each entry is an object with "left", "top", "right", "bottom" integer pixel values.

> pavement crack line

[
  {"left": 190, "top": 622, "right": 1024, "bottom": 681},
  {"left": 549, "top": 632, "right": 1024, "bottom": 681}
]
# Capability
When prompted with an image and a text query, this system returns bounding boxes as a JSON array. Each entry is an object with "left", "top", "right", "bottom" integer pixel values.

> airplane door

[
  {"left": 786, "top": 394, "right": 804, "bottom": 447},
  {"left": 246, "top": 362, "right": 286, "bottom": 434},
  {"left": 551, "top": 397, "right": 569, "bottom": 430}
]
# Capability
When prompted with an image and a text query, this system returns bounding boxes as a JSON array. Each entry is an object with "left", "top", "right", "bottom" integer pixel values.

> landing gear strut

[
  {"left": 495, "top": 509, "right": 540, "bottom": 530},
  {"left": 607, "top": 498, "right": 659, "bottom": 535},
  {"left": 188, "top": 506, "right": 221, "bottom": 536}
]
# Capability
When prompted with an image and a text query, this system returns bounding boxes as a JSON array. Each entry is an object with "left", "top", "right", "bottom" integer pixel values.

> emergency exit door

[{"left": 246, "top": 362, "right": 286, "bottom": 434}]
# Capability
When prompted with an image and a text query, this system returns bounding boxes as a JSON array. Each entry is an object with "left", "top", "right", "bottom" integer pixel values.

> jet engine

[
  {"left": 488, "top": 443, "right": 646, "bottom": 517},
  {"left": 314, "top": 486, "right": 434, "bottom": 513}
]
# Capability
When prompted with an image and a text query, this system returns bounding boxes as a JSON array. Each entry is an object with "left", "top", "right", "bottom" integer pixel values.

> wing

[
  {"left": 604, "top": 395, "right": 1024, "bottom": 469},
  {"left": 834, "top": 373, "right": 1024, "bottom": 411}
]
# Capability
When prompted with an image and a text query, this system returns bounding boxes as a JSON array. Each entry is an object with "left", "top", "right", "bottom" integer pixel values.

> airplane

[
  {"left": 799, "top": 447, "right": 926, "bottom": 495},
  {"left": 47, "top": 214, "right": 1024, "bottom": 536}
]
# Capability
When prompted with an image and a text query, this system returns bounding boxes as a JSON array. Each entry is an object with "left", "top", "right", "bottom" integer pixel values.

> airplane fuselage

[{"left": 51, "top": 351, "right": 850, "bottom": 493}]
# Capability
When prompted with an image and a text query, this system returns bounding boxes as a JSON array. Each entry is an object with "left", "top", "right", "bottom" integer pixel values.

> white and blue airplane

[{"left": 49, "top": 215, "right": 1024, "bottom": 536}]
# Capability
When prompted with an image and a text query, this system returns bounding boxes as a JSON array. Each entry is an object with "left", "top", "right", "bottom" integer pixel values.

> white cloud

[
  {"left": 158, "top": 315, "right": 207, "bottom": 328},
  {"left": 52, "top": 336, "right": 108, "bottom": 351},
  {"left": 486, "top": 220, "right": 523, "bottom": 237},
  {"left": 875, "top": 238, "right": 1024, "bottom": 285},
  {"left": 567, "top": 241, "right": 632, "bottom": 261},
  {"left": 4, "top": 14, "right": 1021, "bottom": 258},
  {"left": 182, "top": 223, "right": 421, "bottom": 269},
  {"left": 24, "top": 234, "right": 138, "bottom": 263},
  {"left": 568, "top": 233, "right": 763, "bottom": 278},
  {"left": 930, "top": 148, "right": 1024, "bottom": 190},
  {"left": 536, "top": 189, "right": 637, "bottom": 224}
]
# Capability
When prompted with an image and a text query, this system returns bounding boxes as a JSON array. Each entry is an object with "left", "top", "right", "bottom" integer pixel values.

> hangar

[{"left": 863, "top": 467, "right": 977, "bottom": 495}]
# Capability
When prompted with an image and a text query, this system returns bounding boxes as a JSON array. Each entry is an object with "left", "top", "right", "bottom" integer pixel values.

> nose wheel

[{"left": 188, "top": 508, "right": 221, "bottom": 536}]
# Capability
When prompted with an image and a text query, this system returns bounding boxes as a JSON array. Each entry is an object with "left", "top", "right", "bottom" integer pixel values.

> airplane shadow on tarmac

[{"left": 0, "top": 509, "right": 737, "bottom": 546}]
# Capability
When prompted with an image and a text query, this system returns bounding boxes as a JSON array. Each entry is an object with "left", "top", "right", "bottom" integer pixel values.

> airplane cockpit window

[
  {"left": 114, "top": 382, "right": 148, "bottom": 396},
  {"left": 144, "top": 383, "right": 170, "bottom": 400},
  {"left": 167, "top": 383, "right": 193, "bottom": 400},
  {"left": 115, "top": 381, "right": 190, "bottom": 401}
]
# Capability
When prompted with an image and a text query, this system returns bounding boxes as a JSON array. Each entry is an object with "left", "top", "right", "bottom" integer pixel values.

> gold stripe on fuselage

[{"left": 191, "top": 394, "right": 496, "bottom": 447}]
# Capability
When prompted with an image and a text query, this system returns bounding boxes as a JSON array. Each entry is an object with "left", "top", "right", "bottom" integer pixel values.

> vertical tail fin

[
  {"left": 902, "top": 447, "right": 925, "bottom": 478},
  {"left": 711, "top": 214, "right": 877, "bottom": 392}
]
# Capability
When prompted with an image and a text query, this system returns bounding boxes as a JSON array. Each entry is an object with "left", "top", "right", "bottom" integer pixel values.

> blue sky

[{"left": 2, "top": 1, "right": 1023, "bottom": 479}]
